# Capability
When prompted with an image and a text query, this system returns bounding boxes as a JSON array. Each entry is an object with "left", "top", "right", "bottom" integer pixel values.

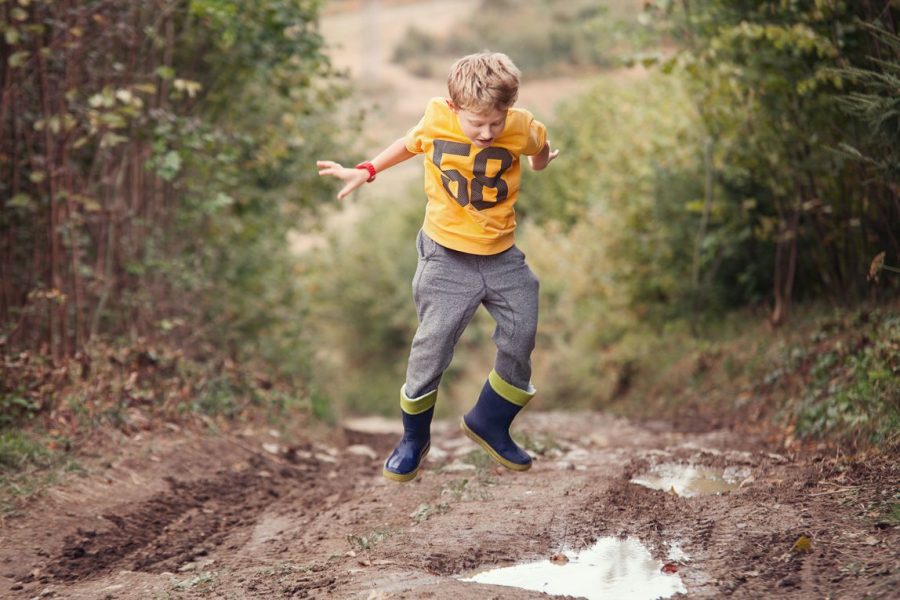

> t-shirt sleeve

[
  {"left": 522, "top": 114, "right": 548, "bottom": 156},
  {"left": 404, "top": 114, "right": 427, "bottom": 154}
]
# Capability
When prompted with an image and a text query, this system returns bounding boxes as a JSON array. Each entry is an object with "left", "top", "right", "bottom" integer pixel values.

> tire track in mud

[
  {"left": 41, "top": 451, "right": 330, "bottom": 584},
  {"left": 4, "top": 415, "right": 897, "bottom": 599}
]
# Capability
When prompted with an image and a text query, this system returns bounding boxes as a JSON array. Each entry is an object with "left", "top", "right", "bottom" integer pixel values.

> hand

[
  {"left": 546, "top": 148, "right": 561, "bottom": 164},
  {"left": 316, "top": 160, "right": 370, "bottom": 200},
  {"left": 528, "top": 145, "right": 560, "bottom": 171}
]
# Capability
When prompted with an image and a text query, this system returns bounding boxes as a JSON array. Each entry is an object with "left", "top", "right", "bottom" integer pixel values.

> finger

[
  {"left": 318, "top": 166, "right": 344, "bottom": 177},
  {"left": 337, "top": 182, "right": 355, "bottom": 200}
]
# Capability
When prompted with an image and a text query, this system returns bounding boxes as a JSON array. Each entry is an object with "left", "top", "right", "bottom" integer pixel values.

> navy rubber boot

[
  {"left": 383, "top": 387, "right": 436, "bottom": 482},
  {"left": 461, "top": 370, "right": 534, "bottom": 471}
]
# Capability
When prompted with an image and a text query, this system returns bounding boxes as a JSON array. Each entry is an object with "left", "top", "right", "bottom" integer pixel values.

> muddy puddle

[
  {"left": 630, "top": 463, "right": 750, "bottom": 497},
  {"left": 460, "top": 537, "right": 686, "bottom": 599}
]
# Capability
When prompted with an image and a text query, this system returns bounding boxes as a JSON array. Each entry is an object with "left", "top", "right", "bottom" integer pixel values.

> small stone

[
  {"left": 346, "top": 445, "right": 378, "bottom": 460},
  {"left": 442, "top": 461, "right": 476, "bottom": 473},
  {"left": 428, "top": 447, "right": 449, "bottom": 461}
]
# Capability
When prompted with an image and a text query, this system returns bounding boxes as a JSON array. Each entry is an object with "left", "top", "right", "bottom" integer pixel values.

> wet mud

[{"left": 0, "top": 413, "right": 896, "bottom": 599}]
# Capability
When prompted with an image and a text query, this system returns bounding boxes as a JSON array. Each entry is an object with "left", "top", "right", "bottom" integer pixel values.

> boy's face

[{"left": 450, "top": 103, "right": 508, "bottom": 148}]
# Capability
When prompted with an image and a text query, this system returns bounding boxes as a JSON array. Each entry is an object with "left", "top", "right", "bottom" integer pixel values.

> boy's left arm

[{"left": 528, "top": 141, "right": 560, "bottom": 171}]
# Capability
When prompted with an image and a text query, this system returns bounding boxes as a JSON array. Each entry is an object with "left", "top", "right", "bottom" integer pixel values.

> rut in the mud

[
  {"left": 1, "top": 413, "right": 897, "bottom": 600},
  {"left": 25, "top": 440, "right": 355, "bottom": 591},
  {"left": 48, "top": 458, "right": 293, "bottom": 581}
]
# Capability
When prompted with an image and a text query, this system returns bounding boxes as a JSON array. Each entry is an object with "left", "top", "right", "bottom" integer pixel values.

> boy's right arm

[{"left": 317, "top": 137, "right": 415, "bottom": 200}]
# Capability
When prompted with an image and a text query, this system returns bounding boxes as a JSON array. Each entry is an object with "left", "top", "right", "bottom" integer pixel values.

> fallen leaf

[
  {"left": 662, "top": 562, "right": 678, "bottom": 574},
  {"left": 549, "top": 553, "right": 568, "bottom": 565},
  {"left": 791, "top": 535, "right": 812, "bottom": 553}
]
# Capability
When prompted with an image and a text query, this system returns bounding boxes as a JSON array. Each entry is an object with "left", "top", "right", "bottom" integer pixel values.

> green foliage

[
  {"left": 832, "top": 23, "right": 900, "bottom": 186},
  {"left": 522, "top": 73, "right": 741, "bottom": 328},
  {"left": 2, "top": 0, "right": 345, "bottom": 424},
  {"left": 0, "top": 393, "right": 40, "bottom": 428},
  {"left": 391, "top": 0, "right": 647, "bottom": 78},
  {"left": 525, "top": 0, "right": 899, "bottom": 333},
  {"left": 0, "top": 431, "right": 53, "bottom": 472},
  {"left": 150, "top": 0, "right": 346, "bottom": 386},
  {"left": 793, "top": 312, "right": 900, "bottom": 446},
  {"left": 0, "top": 431, "right": 80, "bottom": 516},
  {"left": 649, "top": 0, "right": 900, "bottom": 317},
  {"left": 304, "top": 193, "right": 423, "bottom": 415}
]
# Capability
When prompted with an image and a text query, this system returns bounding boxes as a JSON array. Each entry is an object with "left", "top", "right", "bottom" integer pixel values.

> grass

[
  {"left": 409, "top": 501, "right": 451, "bottom": 523},
  {"left": 439, "top": 475, "right": 495, "bottom": 502},
  {"left": 792, "top": 311, "right": 900, "bottom": 445},
  {"left": 173, "top": 571, "right": 218, "bottom": 590},
  {"left": 0, "top": 430, "right": 84, "bottom": 517},
  {"left": 517, "top": 431, "right": 562, "bottom": 456},
  {"left": 876, "top": 501, "right": 900, "bottom": 527},
  {"left": 460, "top": 450, "right": 494, "bottom": 470},
  {"left": 346, "top": 527, "right": 393, "bottom": 551},
  {"left": 604, "top": 302, "right": 900, "bottom": 451},
  {"left": 0, "top": 336, "right": 324, "bottom": 517}
]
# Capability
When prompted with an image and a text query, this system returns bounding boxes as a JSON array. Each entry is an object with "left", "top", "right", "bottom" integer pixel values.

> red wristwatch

[{"left": 355, "top": 161, "right": 376, "bottom": 183}]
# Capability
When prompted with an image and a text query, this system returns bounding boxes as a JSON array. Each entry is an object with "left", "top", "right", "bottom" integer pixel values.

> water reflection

[
  {"left": 630, "top": 463, "right": 750, "bottom": 497},
  {"left": 460, "top": 537, "right": 686, "bottom": 599}
]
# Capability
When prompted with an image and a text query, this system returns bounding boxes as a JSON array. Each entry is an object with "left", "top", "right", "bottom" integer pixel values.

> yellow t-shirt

[{"left": 405, "top": 98, "right": 547, "bottom": 255}]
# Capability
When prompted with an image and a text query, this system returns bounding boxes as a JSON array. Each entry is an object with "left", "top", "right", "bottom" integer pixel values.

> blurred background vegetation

[{"left": 2, "top": 0, "right": 898, "bottom": 477}]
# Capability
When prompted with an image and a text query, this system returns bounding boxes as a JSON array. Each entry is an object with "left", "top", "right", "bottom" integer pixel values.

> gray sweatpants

[{"left": 405, "top": 229, "right": 540, "bottom": 398}]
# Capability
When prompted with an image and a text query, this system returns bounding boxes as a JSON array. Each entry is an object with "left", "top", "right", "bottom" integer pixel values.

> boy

[{"left": 317, "top": 52, "right": 559, "bottom": 482}]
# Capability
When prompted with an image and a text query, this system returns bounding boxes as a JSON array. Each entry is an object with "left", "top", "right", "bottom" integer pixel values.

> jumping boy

[{"left": 317, "top": 52, "right": 559, "bottom": 482}]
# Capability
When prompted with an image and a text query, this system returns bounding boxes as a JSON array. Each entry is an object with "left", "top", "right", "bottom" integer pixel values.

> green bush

[
  {"left": 303, "top": 189, "right": 423, "bottom": 416},
  {"left": 794, "top": 311, "right": 900, "bottom": 446},
  {"left": 391, "top": 0, "right": 645, "bottom": 78}
]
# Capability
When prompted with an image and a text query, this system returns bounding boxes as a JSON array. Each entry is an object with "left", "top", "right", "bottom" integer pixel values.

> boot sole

[
  {"left": 382, "top": 444, "right": 430, "bottom": 482},
  {"left": 460, "top": 419, "right": 532, "bottom": 472}
]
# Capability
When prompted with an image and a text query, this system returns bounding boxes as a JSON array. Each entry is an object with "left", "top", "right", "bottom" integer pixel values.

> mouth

[{"left": 475, "top": 138, "right": 494, "bottom": 146}]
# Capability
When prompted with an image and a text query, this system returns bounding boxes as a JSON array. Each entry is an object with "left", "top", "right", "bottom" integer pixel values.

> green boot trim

[
  {"left": 488, "top": 369, "right": 536, "bottom": 408},
  {"left": 400, "top": 385, "right": 438, "bottom": 415}
]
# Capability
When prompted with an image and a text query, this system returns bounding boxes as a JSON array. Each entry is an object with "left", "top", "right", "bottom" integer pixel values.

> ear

[{"left": 446, "top": 98, "right": 460, "bottom": 114}]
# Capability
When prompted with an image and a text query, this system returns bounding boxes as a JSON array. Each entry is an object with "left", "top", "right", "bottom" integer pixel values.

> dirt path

[{"left": 1, "top": 412, "right": 896, "bottom": 599}]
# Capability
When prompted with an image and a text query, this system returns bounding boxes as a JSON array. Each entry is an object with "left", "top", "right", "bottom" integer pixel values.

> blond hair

[{"left": 447, "top": 52, "right": 521, "bottom": 113}]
